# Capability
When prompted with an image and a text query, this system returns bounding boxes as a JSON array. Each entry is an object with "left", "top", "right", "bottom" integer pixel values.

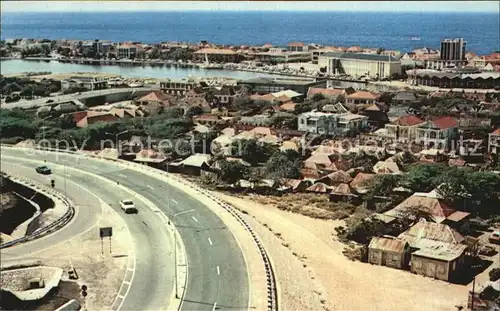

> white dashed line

[
  {"left": 119, "top": 174, "right": 127, "bottom": 178},
  {"left": 123, "top": 281, "right": 131, "bottom": 285},
  {"left": 212, "top": 302, "right": 217, "bottom": 311},
  {"left": 118, "top": 295, "right": 125, "bottom": 299},
  {"left": 216, "top": 265, "right": 220, "bottom": 275},
  {"left": 192, "top": 216, "right": 198, "bottom": 222},
  {"left": 64, "top": 173, "right": 71, "bottom": 177},
  {"left": 147, "top": 185, "right": 154, "bottom": 190},
  {"left": 171, "top": 199, "right": 178, "bottom": 204},
  {"left": 127, "top": 268, "right": 134, "bottom": 272},
  {"left": 208, "top": 237, "right": 213, "bottom": 246}
]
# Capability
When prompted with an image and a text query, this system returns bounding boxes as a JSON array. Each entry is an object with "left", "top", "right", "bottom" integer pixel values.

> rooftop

[
  {"left": 180, "top": 153, "right": 211, "bottom": 167},
  {"left": 369, "top": 237, "right": 408, "bottom": 253},
  {"left": 322, "top": 51, "right": 399, "bottom": 62},
  {"left": 428, "top": 116, "right": 458, "bottom": 130},
  {"left": 347, "top": 91, "right": 381, "bottom": 100},
  {"left": 391, "top": 115, "right": 426, "bottom": 126},
  {"left": 195, "top": 48, "right": 237, "bottom": 55},
  {"left": 412, "top": 242, "right": 467, "bottom": 262},
  {"left": 398, "top": 220, "right": 465, "bottom": 247},
  {"left": 271, "top": 90, "right": 302, "bottom": 98}
]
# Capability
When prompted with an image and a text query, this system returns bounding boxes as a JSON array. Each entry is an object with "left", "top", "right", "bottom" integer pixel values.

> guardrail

[
  {"left": 0, "top": 171, "right": 75, "bottom": 250},
  {"left": 1, "top": 144, "right": 278, "bottom": 311}
]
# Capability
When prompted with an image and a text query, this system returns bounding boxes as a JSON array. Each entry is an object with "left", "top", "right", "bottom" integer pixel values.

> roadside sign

[{"left": 99, "top": 227, "right": 113, "bottom": 238}]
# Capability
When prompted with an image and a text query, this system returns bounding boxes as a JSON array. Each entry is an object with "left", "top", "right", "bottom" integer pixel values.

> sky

[{"left": 1, "top": 1, "right": 499, "bottom": 13}]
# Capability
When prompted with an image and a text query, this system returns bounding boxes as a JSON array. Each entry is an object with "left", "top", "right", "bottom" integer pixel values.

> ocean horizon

[{"left": 1, "top": 11, "right": 499, "bottom": 55}]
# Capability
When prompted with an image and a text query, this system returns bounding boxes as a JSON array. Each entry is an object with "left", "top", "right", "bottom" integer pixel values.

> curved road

[
  {"left": 1, "top": 147, "right": 249, "bottom": 311},
  {"left": 1, "top": 158, "right": 174, "bottom": 311}
]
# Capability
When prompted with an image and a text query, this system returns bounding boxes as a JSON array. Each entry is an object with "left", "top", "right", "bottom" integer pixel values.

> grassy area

[{"left": 246, "top": 192, "right": 372, "bottom": 220}]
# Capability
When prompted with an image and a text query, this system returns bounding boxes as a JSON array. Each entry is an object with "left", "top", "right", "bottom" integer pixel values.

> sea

[{"left": 1, "top": 11, "right": 499, "bottom": 55}]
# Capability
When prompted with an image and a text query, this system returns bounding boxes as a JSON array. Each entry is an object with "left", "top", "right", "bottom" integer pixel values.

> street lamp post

[{"left": 170, "top": 209, "right": 195, "bottom": 299}]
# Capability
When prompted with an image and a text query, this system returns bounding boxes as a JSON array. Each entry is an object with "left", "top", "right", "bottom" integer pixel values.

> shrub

[{"left": 489, "top": 268, "right": 500, "bottom": 281}]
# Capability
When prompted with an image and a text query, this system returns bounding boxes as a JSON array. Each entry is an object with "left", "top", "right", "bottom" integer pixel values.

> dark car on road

[{"left": 36, "top": 165, "right": 52, "bottom": 175}]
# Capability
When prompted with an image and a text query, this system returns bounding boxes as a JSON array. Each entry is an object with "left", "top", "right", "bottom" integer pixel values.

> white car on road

[{"left": 119, "top": 199, "right": 137, "bottom": 214}]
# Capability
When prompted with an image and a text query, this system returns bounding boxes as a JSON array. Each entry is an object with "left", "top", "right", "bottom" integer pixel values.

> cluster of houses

[{"left": 368, "top": 185, "right": 477, "bottom": 282}]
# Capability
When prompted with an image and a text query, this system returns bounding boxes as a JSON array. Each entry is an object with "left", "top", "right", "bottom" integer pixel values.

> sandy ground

[
  {"left": 215, "top": 192, "right": 470, "bottom": 311},
  {"left": 4, "top": 201, "right": 131, "bottom": 310}
]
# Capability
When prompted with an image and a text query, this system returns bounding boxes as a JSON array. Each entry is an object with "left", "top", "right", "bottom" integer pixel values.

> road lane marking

[
  {"left": 192, "top": 216, "right": 198, "bottom": 222},
  {"left": 119, "top": 173, "right": 127, "bottom": 178},
  {"left": 208, "top": 237, "right": 213, "bottom": 246},
  {"left": 146, "top": 185, "right": 154, "bottom": 190},
  {"left": 123, "top": 281, "right": 131, "bottom": 285},
  {"left": 212, "top": 302, "right": 217, "bottom": 311},
  {"left": 118, "top": 295, "right": 125, "bottom": 299},
  {"left": 127, "top": 268, "right": 134, "bottom": 272},
  {"left": 171, "top": 199, "right": 178, "bottom": 204},
  {"left": 216, "top": 265, "right": 220, "bottom": 275}
]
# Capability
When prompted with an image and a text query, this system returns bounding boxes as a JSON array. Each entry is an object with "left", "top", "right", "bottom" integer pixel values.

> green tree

[
  {"left": 311, "top": 93, "right": 325, "bottom": 102},
  {"left": 367, "top": 174, "right": 403, "bottom": 197},
  {"left": 404, "top": 163, "right": 445, "bottom": 192},
  {"left": 232, "top": 96, "right": 254, "bottom": 110},
  {"left": 185, "top": 105, "right": 204, "bottom": 118},
  {"left": 264, "top": 150, "right": 302, "bottom": 180},
  {"left": 231, "top": 139, "right": 278, "bottom": 166},
  {"left": 0, "top": 109, "right": 37, "bottom": 139},
  {"left": 294, "top": 102, "right": 312, "bottom": 114},
  {"left": 217, "top": 160, "right": 249, "bottom": 184}
]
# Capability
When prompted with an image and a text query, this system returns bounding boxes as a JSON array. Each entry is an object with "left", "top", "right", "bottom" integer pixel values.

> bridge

[{"left": 2, "top": 86, "right": 159, "bottom": 110}]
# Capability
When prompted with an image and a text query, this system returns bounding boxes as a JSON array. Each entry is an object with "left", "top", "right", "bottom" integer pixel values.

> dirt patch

[
  {"left": 215, "top": 192, "right": 469, "bottom": 311},
  {"left": 3, "top": 201, "right": 131, "bottom": 310},
  {"left": 0, "top": 280, "right": 81, "bottom": 311}
]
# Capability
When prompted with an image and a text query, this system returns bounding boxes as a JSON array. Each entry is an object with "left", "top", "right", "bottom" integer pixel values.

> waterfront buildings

[
  {"left": 194, "top": 48, "right": 241, "bottom": 63},
  {"left": 61, "top": 76, "right": 108, "bottom": 91},
  {"left": 252, "top": 48, "right": 311, "bottom": 63},
  {"left": 407, "top": 69, "right": 500, "bottom": 89},
  {"left": 287, "top": 42, "right": 309, "bottom": 52},
  {"left": 117, "top": 44, "right": 137, "bottom": 59},
  {"left": 237, "top": 77, "right": 326, "bottom": 95},
  {"left": 317, "top": 51, "right": 402, "bottom": 79},
  {"left": 160, "top": 78, "right": 204, "bottom": 96},
  {"left": 297, "top": 110, "right": 368, "bottom": 136},
  {"left": 311, "top": 47, "right": 340, "bottom": 64},
  {"left": 441, "top": 38, "right": 466, "bottom": 62},
  {"left": 425, "top": 38, "right": 467, "bottom": 69}
]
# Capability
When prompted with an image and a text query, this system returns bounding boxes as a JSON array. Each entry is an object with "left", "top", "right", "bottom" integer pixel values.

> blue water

[{"left": 1, "top": 11, "right": 499, "bottom": 55}]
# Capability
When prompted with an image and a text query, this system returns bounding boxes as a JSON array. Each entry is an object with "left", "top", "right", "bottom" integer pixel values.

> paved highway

[
  {"left": 2, "top": 87, "right": 157, "bottom": 110},
  {"left": 1, "top": 156, "right": 174, "bottom": 311},
  {"left": 2, "top": 148, "right": 249, "bottom": 311}
]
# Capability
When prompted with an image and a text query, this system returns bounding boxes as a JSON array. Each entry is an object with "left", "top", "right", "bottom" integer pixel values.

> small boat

[{"left": 411, "top": 37, "right": 421, "bottom": 41}]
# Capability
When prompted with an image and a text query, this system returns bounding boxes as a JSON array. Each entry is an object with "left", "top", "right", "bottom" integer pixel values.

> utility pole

[
  {"left": 174, "top": 230, "right": 178, "bottom": 299},
  {"left": 471, "top": 276, "right": 475, "bottom": 311}
]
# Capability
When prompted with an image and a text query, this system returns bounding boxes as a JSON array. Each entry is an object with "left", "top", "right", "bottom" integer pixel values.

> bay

[{"left": 0, "top": 59, "right": 282, "bottom": 80}]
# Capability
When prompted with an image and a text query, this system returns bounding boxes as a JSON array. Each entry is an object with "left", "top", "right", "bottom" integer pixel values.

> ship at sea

[{"left": 411, "top": 37, "right": 421, "bottom": 41}]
